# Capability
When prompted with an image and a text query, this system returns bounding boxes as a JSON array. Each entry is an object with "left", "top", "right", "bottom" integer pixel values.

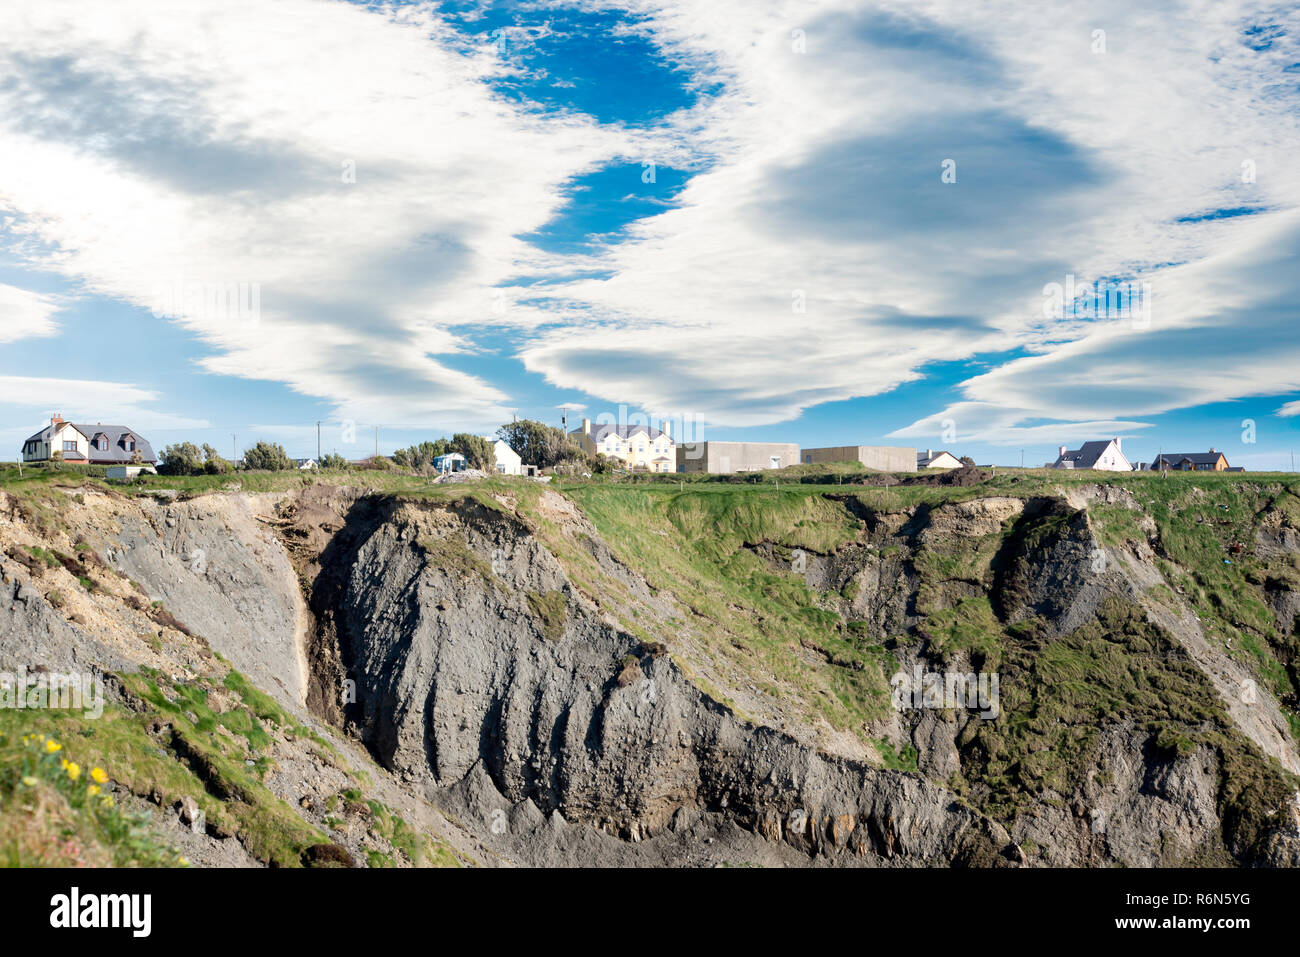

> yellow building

[{"left": 570, "top": 418, "right": 675, "bottom": 472}]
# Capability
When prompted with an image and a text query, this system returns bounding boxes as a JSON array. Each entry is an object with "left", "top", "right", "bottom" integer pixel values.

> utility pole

[
  {"left": 317, "top": 421, "right": 321, "bottom": 460},
  {"left": 232, "top": 434, "right": 237, "bottom": 463}
]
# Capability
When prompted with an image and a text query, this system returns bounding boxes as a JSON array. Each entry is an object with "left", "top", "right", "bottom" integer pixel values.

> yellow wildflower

[
  {"left": 21, "top": 776, "right": 38, "bottom": 787},
  {"left": 100, "top": 795, "right": 114, "bottom": 808},
  {"left": 87, "top": 784, "right": 101, "bottom": 797},
  {"left": 62, "top": 761, "right": 81, "bottom": 781},
  {"left": 90, "top": 767, "right": 108, "bottom": 784},
  {"left": 45, "top": 739, "right": 61, "bottom": 753}
]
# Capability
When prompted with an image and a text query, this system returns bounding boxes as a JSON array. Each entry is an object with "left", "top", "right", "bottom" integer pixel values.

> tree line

[{"left": 158, "top": 418, "right": 605, "bottom": 476}]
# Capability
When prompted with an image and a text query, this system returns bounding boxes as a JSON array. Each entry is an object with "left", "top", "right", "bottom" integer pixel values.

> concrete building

[
  {"left": 570, "top": 418, "right": 675, "bottom": 472},
  {"left": 676, "top": 441, "right": 800, "bottom": 474},
  {"left": 801, "top": 445, "right": 917, "bottom": 472},
  {"left": 105, "top": 465, "right": 157, "bottom": 481}
]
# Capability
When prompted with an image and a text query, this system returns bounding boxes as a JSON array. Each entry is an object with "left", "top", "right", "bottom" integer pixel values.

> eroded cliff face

[
  {"left": 274, "top": 490, "right": 1012, "bottom": 866},
  {"left": 4, "top": 479, "right": 1299, "bottom": 868},
  {"left": 789, "top": 489, "right": 1300, "bottom": 866},
  {"left": 270, "top": 484, "right": 1300, "bottom": 867}
]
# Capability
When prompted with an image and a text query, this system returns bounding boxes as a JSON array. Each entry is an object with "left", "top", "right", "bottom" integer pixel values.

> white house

[
  {"left": 918, "top": 449, "right": 963, "bottom": 469},
  {"left": 569, "top": 419, "right": 676, "bottom": 472},
  {"left": 1050, "top": 438, "right": 1131, "bottom": 471},
  {"left": 490, "top": 439, "right": 523, "bottom": 476}
]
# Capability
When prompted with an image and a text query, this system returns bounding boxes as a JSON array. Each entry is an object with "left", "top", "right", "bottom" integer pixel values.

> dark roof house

[
  {"left": 22, "top": 415, "right": 156, "bottom": 465},
  {"left": 1148, "top": 450, "right": 1229, "bottom": 471},
  {"left": 80, "top": 426, "right": 156, "bottom": 464},
  {"left": 1049, "top": 438, "right": 1131, "bottom": 471}
]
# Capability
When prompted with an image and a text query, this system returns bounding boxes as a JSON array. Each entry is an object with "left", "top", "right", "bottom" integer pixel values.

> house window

[
  {"left": 124, "top": 438, "right": 135, "bottom": 451},
  {"left": 63, "top": 440, "right": 77, "bottom": 452}
]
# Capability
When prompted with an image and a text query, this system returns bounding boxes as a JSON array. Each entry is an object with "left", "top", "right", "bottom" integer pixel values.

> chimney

[
  {"left": 926, "top": 449, "right": 932, "bottom": 458},
  {"left": 51, "top": 412, "right": 64, "bottom": 428},
  {"left": 1209, "top": 447, "right": 1215, "bottom": 453},
  {"left": 581, "top": 417, "right": 591, "bottom": 435},
  {"left": 1059, "top": 445, "right": 1067, "bottom": 457},
  {"left": 1113, "top": 437, "right": 1121, "bottom": 451}
]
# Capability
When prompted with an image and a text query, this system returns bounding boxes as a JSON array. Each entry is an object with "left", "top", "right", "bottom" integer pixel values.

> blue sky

[{"left": 1, "top": 0, "right": 1300, "bottom": 467}]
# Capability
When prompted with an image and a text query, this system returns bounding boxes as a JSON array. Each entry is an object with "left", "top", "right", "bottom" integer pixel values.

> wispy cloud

[
  {"left": 515, "top": 0, "right": 1300, "bottom": 433},
  {"left": 0, "top": 375, "right": 210, "bottom": 432},
  {"left": 0, "top": 282, "right": 61, "bottom": 343},
  {"left": 0, "top": 0, "right": 649, "bottom": 429}
]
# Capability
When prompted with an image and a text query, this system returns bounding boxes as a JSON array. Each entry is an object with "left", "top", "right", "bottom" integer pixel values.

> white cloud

[
  {"left": 0, "top": 375, "right": 211, "bottom": 449},
  {"left": 893, "top": 206, "right": 1300, "bottom": 443},
  {"left": 0, "top": 0, "right": 649, "bottom": 428},
  {"left": 0, "top": 283, "right": 61, "bottom": 343},
  {"left": 516, "top": 0, "right": 1300, "bottom": 432}
]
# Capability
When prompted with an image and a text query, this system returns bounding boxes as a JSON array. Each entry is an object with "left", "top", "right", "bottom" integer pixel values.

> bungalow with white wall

[
  {"left": 22, "top": 414, "right": 156, "bottom": 465},
  {"left": 917, "top": 449, "right": 963, "bottom": 469}
]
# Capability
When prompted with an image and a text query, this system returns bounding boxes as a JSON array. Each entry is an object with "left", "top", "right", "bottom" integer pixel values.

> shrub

[
  {"left": 158, "top": 443, "right": 204, "bottom": 476},
  {"left": 242, "top": 442, "right": 292, "bottom": 471},
  {"left": 496, "top": 419, "right": 583, "bottom": 469},
  {"left": 449, "top": 434, "right": 495, "bottom": 471}
]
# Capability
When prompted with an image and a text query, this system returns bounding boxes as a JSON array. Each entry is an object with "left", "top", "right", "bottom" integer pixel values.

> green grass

[
  {"left": 116, "top": 669, "right": 332, "bottom": 865},
  {"left": 875, "top": 739, "right": 919, "bottom": 771},
  {"left": 525, "top": 590, "right": 568, "bottom": 641},
  {"left": 418, "top": 532, "right": 495, "bottom": 584},
  {"left": 24, "top": 545, "right": 62, "bottom": 568},
  {"left": 0, "top": 723, "right": 186, "bottom": 867},
  {"left": 555, "top": 484, "right": 893, "bottom": 735},
  {"left": 918, "top": 596, "right": 1003, "bottom": 665},
  {"left": 955, "top": 599, "right": 1296, "bottom": 859}
]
